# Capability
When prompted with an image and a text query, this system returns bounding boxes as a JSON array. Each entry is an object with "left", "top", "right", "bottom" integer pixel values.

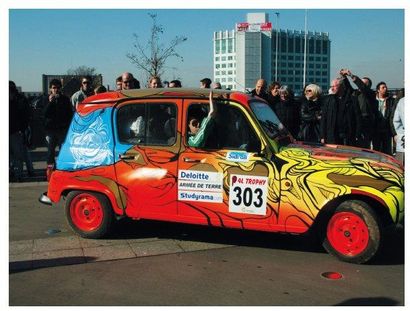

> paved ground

[
  {"left": 10, "top": 241, "right": 404, "bottom": 306},
  {"left": 10, "top": 232, "right": 236, "bottom": 271}
]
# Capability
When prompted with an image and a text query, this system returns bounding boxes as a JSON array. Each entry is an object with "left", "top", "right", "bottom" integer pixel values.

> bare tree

[
  {"left": 67, "top": 66, "right": 97, "bottom": 76},
  {"left": 127, "top": 13, "right": 188, "bottom": 79}
]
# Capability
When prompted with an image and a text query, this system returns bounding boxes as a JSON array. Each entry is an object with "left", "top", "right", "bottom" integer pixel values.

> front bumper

[{"left": 38, "top": 192, "right": 52, "bottom": 206}]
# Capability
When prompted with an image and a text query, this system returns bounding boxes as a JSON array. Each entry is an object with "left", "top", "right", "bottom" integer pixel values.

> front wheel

[
  {"left": 65, "top": 191, "right": 114, "bottom": 239},
  {"left": 323, "top": 200, "right": 382, "bottom": 264}
]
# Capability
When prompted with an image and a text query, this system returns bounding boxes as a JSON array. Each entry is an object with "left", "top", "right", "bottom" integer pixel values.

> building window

[
  {"left": 295, "top": 38, "right": 301, "bottom": 53},
  {"left": 315, "top": 40, "right": 322, "bottom": 54},
  {"left": 308, "top": 38, "right": 314, "bottom": 54},
  {"left": 288, "top": 38, "right": 294, "bottom": 53},
  {"left": 222, "top": 64, "right": 226, "bottom": 68},
  {"left": 215, "top": 40, "right": 221, "bottom": 54},
  {"left": 221, "top": 40, "right": 227, "bottom": 53},
  {"left": 323, "top": 41, "right": 328, "bottom": 54},
  {"left": 281, "top": 36, "right": 287, "bottom": 52},
  {"left": 228, "top": 39, "right": 233, "bottom": 53}
]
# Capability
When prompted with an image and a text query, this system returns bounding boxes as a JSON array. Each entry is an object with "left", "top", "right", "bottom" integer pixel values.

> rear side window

[{"left": 116, "top": 102, "right": 177, "bottom": 146}]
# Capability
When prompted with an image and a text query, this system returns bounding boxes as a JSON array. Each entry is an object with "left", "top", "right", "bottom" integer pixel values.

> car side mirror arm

[{"left": 246, "top": 139, "right": 264, "bottom": 157}]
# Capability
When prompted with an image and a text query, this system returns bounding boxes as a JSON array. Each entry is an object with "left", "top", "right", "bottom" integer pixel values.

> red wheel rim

[
  {"left": 70, "top": 194, "right": 103, "bottom": 232},
  {"left": 327, "top": 211, "right": 369, "bottom": 256}
]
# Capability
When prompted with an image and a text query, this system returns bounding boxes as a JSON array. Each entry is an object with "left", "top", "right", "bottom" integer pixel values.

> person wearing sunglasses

[
  {"left": 297, "top": 84, "right": 323, "bottom": 143},
  {"left": 71, "top": 75, "right": 93, "bottom": 111},
  {"left": 187, "top": 91, "right": 217, "bottom": 147}
]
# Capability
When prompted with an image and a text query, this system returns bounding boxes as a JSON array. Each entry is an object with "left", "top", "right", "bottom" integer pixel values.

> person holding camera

[{"left": 43, "top": 79, "right": 73, "bottom": 174}]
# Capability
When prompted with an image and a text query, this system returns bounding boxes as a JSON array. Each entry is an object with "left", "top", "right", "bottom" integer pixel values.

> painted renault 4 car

[{"left": 39, "top": 88, "right": 404, "bottom": 264}]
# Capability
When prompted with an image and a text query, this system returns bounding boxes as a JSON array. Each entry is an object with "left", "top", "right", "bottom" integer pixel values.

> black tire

[
  {"left": 322, "top": 200, "right": 382, "bottom": 264},
  {"left": 65, "top": 191, "right": 114, "bottom": 239}
]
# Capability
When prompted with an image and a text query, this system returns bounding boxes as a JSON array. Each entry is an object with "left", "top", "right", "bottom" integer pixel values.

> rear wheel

[
  {"left": 323, "top": 200, "right": 382, "bottom": 264},
  {"left": 65, "top": 191, "right": 114, "bottom": 239}
]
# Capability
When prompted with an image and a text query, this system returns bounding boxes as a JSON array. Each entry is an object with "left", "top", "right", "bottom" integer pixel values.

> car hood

[{"left": 284, "top": 142, "right": 402, "bottom": 170}]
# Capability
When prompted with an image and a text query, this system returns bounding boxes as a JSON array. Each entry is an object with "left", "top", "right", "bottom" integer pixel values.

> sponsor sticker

[
  {"left": 178, "top": 170, "right": 223, "bottom": 203},
  {"left": 229, "top": 174, "right": 268, "bottom": 215},
  {"left": 226, "top": 151, "right": 250, "bottom": 163}
]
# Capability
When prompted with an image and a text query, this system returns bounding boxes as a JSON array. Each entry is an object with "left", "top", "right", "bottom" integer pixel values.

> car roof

[{"left": 80, "top": 88, "right": 256, "bottom": 108}]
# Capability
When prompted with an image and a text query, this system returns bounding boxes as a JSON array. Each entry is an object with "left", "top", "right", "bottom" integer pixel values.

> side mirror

[{"left": 246, "top": 139, "right": 262, "bottom": 154}]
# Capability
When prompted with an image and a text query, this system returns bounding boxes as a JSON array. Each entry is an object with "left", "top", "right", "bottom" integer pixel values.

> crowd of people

[
  {"left": 250, "top": 69, "right": 405, "bottom": 166},
  {"left": 9, "top": 69, "right": 405, "bottom": 182}
]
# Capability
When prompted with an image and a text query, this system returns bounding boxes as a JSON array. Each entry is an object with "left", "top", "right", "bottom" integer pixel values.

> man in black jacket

[
  {"left": 9, "top": 81, "right": 34, "bottom": 181},
  {"left": 373, "top": 81, "right": 396, "bottom": 155},
  {"left": 340, "top": 69, "right": 377, "bottom": 149},
  {"left": 43, "top": 79, "right": 73, "bottom": 168},
  {"left": 320, "top": 78, "right": 361, "bottom": 146},
  {"left": 251, "top": 79, "right": 269, "bottom": 101}
]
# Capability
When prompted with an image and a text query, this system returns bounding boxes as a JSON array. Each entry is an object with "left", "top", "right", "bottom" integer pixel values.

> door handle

[
  {"left": 183, "top": 158, "right": 201, "bottom": 163},
  {"left": 119, "top": 154, "right": 135, "bottom": 160}
]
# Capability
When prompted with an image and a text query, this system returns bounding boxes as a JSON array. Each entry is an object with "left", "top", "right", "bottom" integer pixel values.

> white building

[{"left": 213, "top": 13, "right": 331, "bottom": 94}]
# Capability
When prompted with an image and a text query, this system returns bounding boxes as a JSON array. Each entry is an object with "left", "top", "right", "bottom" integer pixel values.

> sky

[{"left": 8, "top": 8, "right": 405, "bottom": 92}]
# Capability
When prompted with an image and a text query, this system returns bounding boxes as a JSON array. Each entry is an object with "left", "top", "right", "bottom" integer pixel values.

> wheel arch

[
  {"left": 311, "top": 193, "right": 394, "bottom": 239},
  {"left": 61, "top": 187, "right": 125, "bottom": 217}
]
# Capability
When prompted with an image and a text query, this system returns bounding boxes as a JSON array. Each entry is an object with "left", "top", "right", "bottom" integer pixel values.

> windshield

[{"left": 250, "top": 100, "right": 292, "bottom": 147}]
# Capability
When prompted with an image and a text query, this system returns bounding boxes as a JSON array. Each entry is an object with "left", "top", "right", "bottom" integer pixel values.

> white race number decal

[{"left": 228, "top": 174, "right": 268, "bottom": 215}]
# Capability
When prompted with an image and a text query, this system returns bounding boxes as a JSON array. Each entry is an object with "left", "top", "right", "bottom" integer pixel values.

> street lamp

[
  {"left": 303, "top": 9, "right": 308, "bottom": 88},
  {"left": 275, "top": 12, "right": 280, "bottom": 82}
]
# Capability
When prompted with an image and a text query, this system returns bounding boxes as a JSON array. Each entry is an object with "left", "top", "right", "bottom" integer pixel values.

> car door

[
  {"left": 113, "top": 99, "right": 181, "bottom": 221},
  {"left": 177, "top": 98, "right": 280, "bottom": 231}
]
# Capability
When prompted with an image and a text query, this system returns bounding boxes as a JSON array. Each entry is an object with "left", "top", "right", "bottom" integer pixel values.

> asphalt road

[{"left": 9, "top": 183, "right": 404, "bottom": 306}]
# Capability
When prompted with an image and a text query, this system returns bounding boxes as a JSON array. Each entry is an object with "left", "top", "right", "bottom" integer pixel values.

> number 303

[{"left": 232, "top": 186, "right": 263, "bottom": 208}]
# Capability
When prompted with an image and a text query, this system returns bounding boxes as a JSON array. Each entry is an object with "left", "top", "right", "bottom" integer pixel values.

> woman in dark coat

[
  {"left": 298, "top": 84, "right": 323, "bottom": 143},
  {"left": 273, "top": 85, "right": 300, "bottom": 138}
]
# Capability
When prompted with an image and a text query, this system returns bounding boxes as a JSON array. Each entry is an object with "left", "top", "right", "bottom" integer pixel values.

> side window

[
  {"left": 216, "top": 105, "right": 259, "bottom": 151},
  {"left": 117, "top": 103, "right": 177, "bottom": 146},
  {"left": 186, "top": 102, "right": 259, "bottom": 151},
  {"left": 117, "top": 104, "right": 145, "bottom": 144}
]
